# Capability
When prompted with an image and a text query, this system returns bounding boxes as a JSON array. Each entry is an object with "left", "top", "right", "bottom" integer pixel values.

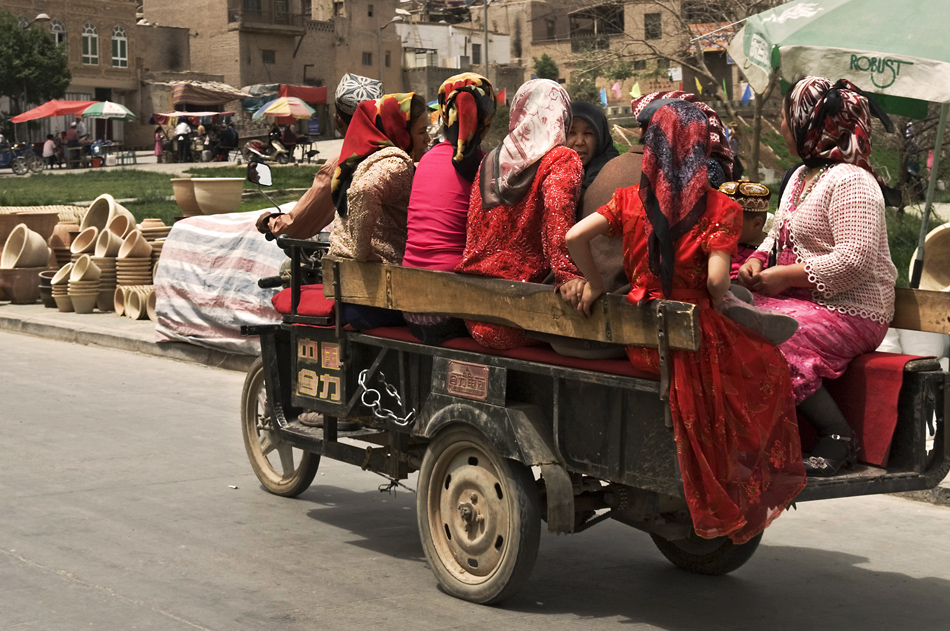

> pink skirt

[{"left": 753, "top": 292, "right": 887, "bottom": 402}]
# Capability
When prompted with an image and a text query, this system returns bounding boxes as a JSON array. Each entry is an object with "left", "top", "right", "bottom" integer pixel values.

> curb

[
  {"left": 896, "top": 486, "right": 950, "bottom": 508},
  {"left": 0, "top": 305, "right": 254, "bottom": 373}
]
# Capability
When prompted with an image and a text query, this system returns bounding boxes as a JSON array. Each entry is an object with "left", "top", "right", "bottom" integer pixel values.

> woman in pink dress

[
  {"left": 154, "top": 126, "right": 166, "bottom": 157},
  {"left": 738, "top": 77, "right": 898, "bottom": 476}
]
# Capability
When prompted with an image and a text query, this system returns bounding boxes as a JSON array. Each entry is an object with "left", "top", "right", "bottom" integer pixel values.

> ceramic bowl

[
  {"left": 1, "top": 224, "right": 52, "bottom": 269},
  {"left": 70, "top": 226, "right": 99, "bottom": 255},
  {"left": 118, "top": 230, "right": 152, "bottom": 259},
  {"left": 70, "top": 254, "right": 102, "bottom": 282},
  {"left": 106, "top": 214, "right": 134, "bottom": 239},
  {"left": 51, "top": 263, "right": 73, "bottom": 286},
  {"left": 94, "top": 229, "right": 123, "bottom": 257},
  {"left": 79, "top": 194, "right": 135, "bottom": 232},
  {"left": 171, "top": 178, "right": 202, "bottom": 217},
  {"left": 192, "top": 178, "right": 245, "bottom": 215},
  {"left": 53, "top": 293, "right": 74, "bottom": 312},
  {"left": 70, "top": 292, "right": 98, "bottom": 314}
]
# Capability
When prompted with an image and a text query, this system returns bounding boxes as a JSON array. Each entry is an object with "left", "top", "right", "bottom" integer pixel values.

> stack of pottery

[
  {"left": 51, "top": 263, "right": 73, "bottom": 312},
  {"left": 80, "top": 194, "right": 135, "bottom": 233},
  {"left": 0, "top": 209, "right": 59, "bottom": 263},
  {"left": 92, "top": 228, "right": 122, "bottom": 311},
  {"left": 0, "top": 224, "right": 52, "bottom": 303},
  {"left": 114, "top": 284, "right": 154, "bottom": 319},
  {"left": 48, "top": 221, "right": 80, "bottom": 268},
  {"left": 70, "top": 226, "right": 98, "bottom": 262},
  {"left": 116, "top": 229, "right": 154, "bottom": 287},
  {"left": 139, "top": 218, "right": 170, "bottom": 275},
  {"left": 68, "top": 254, "right": 101, "bottom": 314},
  {"left": 38, "top": 270, "right": 57, "bottom": 308}
]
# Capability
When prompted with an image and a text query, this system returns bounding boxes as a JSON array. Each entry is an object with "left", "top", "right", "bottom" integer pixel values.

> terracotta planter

[
  {"left": 70, "top": 292, "right": 98, "bottom": 314},
  {"left": 146, "top": 290, "right": 157, "bottom": 322},
  {"left": 0, "top": 266, "right": 46, "bottom": 303},
  {"left": 1, "top": 224, "right": 52, "bottom": 269},
  {"left": 39, "top": 285, "right": 55, "bottom": 308},
  {"left": 48, "top": 221, "right": 80, "bottom": 249},
  {"left": 53, "top": 293, "right": 74, "bottom": 312},
  {"left": 94, "top": 229, "right": 123, "bottom": 257},
  {"left": 106, "top": 214, "right": 134, "bottom": 239},
  {"left": 126, "top": 290, "right": 148, "bottom": 320},
  {"left": 118, "top": 230, "right": 152, "bottom": 259},
  {"left": 70, "top": 226, "right": 99, "bottom": 255},
  {"left": 0, "top": 211, "right": 59, "bottom": 248},
  {"left": 171, "top": 178, "right": 202, "bottom": 217},
  {"left": 79, "top": 194, "right": 135, "bottom": 232},
  {"left": 70, "top": 254, "right": 102, "bottom": 282},
  {"left": 910, "top": 224, "right": 950, "bottom": 292},
  {"left": 51, "top": 263, "right": 73, "bottom": 286},
  {"left": 192, "top": 178, "right": 245, "bottom": 215}
]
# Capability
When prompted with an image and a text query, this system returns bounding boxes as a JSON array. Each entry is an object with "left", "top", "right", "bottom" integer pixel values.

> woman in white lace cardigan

[{"left": 738, "top": 76, "right": 897, "bottom": 477}]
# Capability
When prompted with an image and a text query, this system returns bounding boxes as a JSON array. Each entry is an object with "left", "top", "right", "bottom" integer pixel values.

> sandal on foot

[{"left": 803, "top": 434, "right": 858, "bottom": 477}]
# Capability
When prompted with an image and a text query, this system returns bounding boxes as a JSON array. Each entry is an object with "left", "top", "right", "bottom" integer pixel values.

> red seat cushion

[{"left": 272, "top": 284, "right": 335, "bottom": 317}]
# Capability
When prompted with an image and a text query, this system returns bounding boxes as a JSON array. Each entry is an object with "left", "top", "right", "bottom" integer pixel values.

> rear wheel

[
  {"left": 417, "top": 425, "right": 541, "bottom": 604},
  {"left": 28, "top": 154, "right": 44, "bottom": 173},
  {"left": 650, "top": 530, "right": 762, "bottom": 575},
  {"left": 241, "top": 357, "right": 320, "bottom": 497},
  {"left": 11, "top": 156, "right": 28, "bottom": 176},
  {"left": 242, "top": 146, "right": 256, "bottom": 163},
  {"left": 277, "top": 153, "right": 290, "bottom": 165}
]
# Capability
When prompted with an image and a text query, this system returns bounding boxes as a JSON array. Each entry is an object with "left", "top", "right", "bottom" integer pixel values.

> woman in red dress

[{"left": 567, "top": 101, "right": 805, "bottom": 544}]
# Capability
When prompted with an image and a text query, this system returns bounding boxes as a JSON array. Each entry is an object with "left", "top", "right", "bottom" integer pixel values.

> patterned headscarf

[
  {"left": 331, "top": 92, "right": 416, "bottom": 217},
  {"left": 632, "top": 91, "right": 735, "bottom": 186},
  {"left": 335, "top": 73, "right": 385, "bottom": 118},
  {"left": 785, "top": 76, "right": 895, "bottom": 198},
  {"left": 571, "top": 100, "right": 620, "bottom": 192},
  {"left": 479, "top": 79, "right": 572, "bottom": 208},
  {"left": 639, "top": 101, "right": 711, "bottom": 298},
  {"left": 438, "top": 73, "right": 495, "bottom": 182}
]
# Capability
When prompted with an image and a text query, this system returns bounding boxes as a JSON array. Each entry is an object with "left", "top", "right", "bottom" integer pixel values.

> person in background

[
  {"left": 282, "top": 124, "right": 298, "bottom": 161},
  {"left": 402, "top": 72, "right": 495, "bottom": 345},
  {"left": 217, "top": 123, "right": 239, "bottom": 161},
  {"left": 154, "top": 126, "right": 166, "bottom": 159},
  {"left": 738, "top": 76, "right": 898, "bottom": 477},
  {"left": 65, "top": 122, "right": 81, "bottom": 167},
  {"left": 567, "top": 100, "right": 805, "bottom": 544},
  {"left": 327, "top": 92, "right": 430, "bottom": 329},
  {"left": 174, "top": 118, "right": 192, "bottom": 163},
  {"left": 257, "top": 73, "right": 384, "bottom": 239},
  {"left": 42, "top": 134, "right": 56, "bottom": 168},
  {"left": 566, "top": 101, "right": 619, "bottom": 209},
  {"left": 54, "top": 131, "right": 65, "bottom": 167},
  {"left": 456, "top": 79, "right": 586, "bottom": 350}
]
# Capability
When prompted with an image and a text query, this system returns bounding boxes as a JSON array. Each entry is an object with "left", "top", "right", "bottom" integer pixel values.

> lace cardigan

[{"left": 757, "top": 163, "right": 896, "bottom": 324}]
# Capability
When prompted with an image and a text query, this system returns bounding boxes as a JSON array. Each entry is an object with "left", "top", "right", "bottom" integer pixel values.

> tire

[
  {"left": 11, "top": 156, "right": 28, "bottom": 176},
  {"left": 242, "top": 146, "right": 255, "bottom": 163},
  {"left": 28, "top": 154, "right": 44, "bottom": 173},
  {"left": 650, "top": 530, "right": 762, "bottom": 575},
  {"left": 277, "top": 153, "right": 290, "bottom": 165},
  {"left": 417, "top": 425, "right": 541, "bottom": 604},
  {"left": 241, "top": 357, "right": 320, "bottom": 497}
]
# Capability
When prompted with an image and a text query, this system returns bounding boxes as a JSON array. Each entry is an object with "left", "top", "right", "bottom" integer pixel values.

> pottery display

[
  {"left": 69, "top": 291, "right": 98, "bottom": 314},
  {"left": 118, "top": 230, "right": 152, "bottom": 259},
  {"left": 1, "top": 224, "right": 52, "bottom": 269},
  {"left": 0, "top": 210, "right": 59, "bottom": 249},
  {"left": 51, "top": 280, "right": 73, "bottom": 312},
  {"left": 192, "top": 178, "right": 245, "bottom": 215},
  {"left": 39, "top": 285, "right": 55, "bottom": 308},
  {"left": 116, "top": 258, "right": 153, "bottom": 286},
  {"left": 48, "top": 221, "right": 80, "bottom": 249},
  {"left": 171, "top": 178, "right": 202, "bottom": 217},
  {"left": 94, "top": 229, "right": 123, "bottom": 257},
  {"left": 70, "top": 226, "right": 99, "bottom": 256},
  {"left": 79, "top": 194, "right": 135, "bottom": 232},
  {"left": 146, "top": 290, "right": 157, "bottom": 322},
  {"left": 70, "top": 254, "right": 102, "bottom": 282},
  {"left": 90, "top": 256, "right": 117, "bottom": 312},
  {"left": 125, "top": 290, "right": 148, "bottom": 320},
  {"left": 910, "top": 224, "right": 950, "bottom": 292},
  {"left": 0, "top": 266, "right": 46, "bottom": 303},
  {"left": 106, "top": 214, "right": 134, "bottom": 239},
  {"left": 51, "top": 263, "right": 73, "bottom": 286}
]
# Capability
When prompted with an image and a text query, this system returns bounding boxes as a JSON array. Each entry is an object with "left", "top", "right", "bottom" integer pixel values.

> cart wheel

[
  {"left": 650, "top": 529, "right": 762, "bottom": 575},
  {"left": 28, "top": 154, "right": 44, "bottom": 173},
  {"left": 241, "top": 357, "right": 319, "bottom": 497},
  {"left": 11, "top": 156, "right": 28, "bottom": 176},
  {"left": 417, "top": 425, "right": 540, "bottom": 604},
  {"left": 277, "top": 153, "right": 290, "bottom": 165}
]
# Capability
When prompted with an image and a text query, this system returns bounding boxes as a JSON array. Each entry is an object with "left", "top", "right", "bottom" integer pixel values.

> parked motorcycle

[
  {"left": 0, "top": 142, "right": 44, "bottom": 175},
  {"left": 242, "top": 138, "right": 291, "bottom": 165}
]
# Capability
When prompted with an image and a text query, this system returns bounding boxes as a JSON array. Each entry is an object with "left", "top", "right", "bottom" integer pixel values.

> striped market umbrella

[
  {"left": 81, "top": 101, "right": 136, "bottom": 121},
  {"left": 251, "top": 96, "right": 315, "bottom": 121}
]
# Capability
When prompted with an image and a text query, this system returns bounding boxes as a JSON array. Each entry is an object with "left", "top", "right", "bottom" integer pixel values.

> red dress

[
  {"left": 457, "top": 146, "right": 584, "bottom": 349},
  {"left": 598, "top": 186, "right": 806, "bottom": 543}
]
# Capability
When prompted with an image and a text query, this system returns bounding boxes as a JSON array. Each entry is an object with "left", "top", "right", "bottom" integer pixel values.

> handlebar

[{"left": 258, "top": 275, "right": 284, "bottom": 289}]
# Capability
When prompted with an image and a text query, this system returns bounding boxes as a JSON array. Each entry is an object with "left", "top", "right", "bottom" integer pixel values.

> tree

[
  {"left": 0, "top": 11, "right": 71, "bottom": 116},
  {"left": 533, "top": 54, "right": 559, "bottom": 81}
]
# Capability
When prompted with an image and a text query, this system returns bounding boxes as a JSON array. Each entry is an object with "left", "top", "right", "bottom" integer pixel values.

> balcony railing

[{"left": 228, "top": 9, "right": 306, "bottom": 28}]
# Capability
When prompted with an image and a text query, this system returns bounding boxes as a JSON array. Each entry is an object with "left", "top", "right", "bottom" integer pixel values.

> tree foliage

[
  {"left": 0, "top": 11, "right": 71, "bottom": 115},
  {"left": 533, "top": 54, "right": 559, "bottom": 81}
]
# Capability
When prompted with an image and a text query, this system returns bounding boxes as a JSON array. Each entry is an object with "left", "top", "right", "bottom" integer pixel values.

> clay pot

[
  {"left": 126, "top": 290, "right": 148, "bottom": 320},
  {"left": 94, "top": 229, "right": 123, "bottom": 257},
  {"left": 70, "top": 226, "right": 99, "bottom": 255},
  {"left": 910, "top": 224, "right": 950, "bottom": 292},
  {"left": 192, "top": 178, "right": 245, "bottom": 215},
  {"left": 70, "top": 292, "right": 98, "bottom": 314},
  {"left": 39, "top": 285, "right": 55, "bottom": 308},
  {"left": 79, "top": 194, "right": 135, "bottom": 232},
  {"left": 106, "top": 214, "right": 134, "bottom": 239},
  {"left": 146, "top": 290, "right": 157, "bottom": 322},
  {"left": 171, "top": 178, "right": 202, "bottom": 217},
  {"left": 113, "top": 286, "right": 127, "bottom": 316},
  {"left": 118, "top": 230, "right": 152, "bottom": 259},
  {"left": 53, "top": 293, "right": 74, "bottom": 312},
  {"left": 0, "top": 266, "right": 46, "bottom": 303},
  {"left": 48, "top": 221, "right": 81, "bottom": 249},
  {"left": 51, "top": 263, "right": 73, "bottom": 286},
  {"left": 0, "top": 211, "right": 59, "bottom": 248},
  {"left": 139, "top": 218, "right": 165, "bottom": 230},
  {"left": 38, "top": 270, "right": 56, "bottom": 287},
  {"left": 1, "top": 224, "right": 52, "bottom": 269},
  {"left": 70, "top": 254, "right": 102, "bottom": 282}
]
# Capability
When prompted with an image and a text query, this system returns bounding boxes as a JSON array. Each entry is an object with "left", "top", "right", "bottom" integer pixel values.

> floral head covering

[
  {"left": 331, "top": 92, "right": 416, "bottom": 217},
  {"left": 335, "top": 73, "right": 385, "bottom": 118},
  {"left": 632, "top": 91, "right": 735, "bottom": 187},
  {"left": 639, "top": 100, "right": 711, "bottom": 298},
  {"left": 438, "top": 72, "right": 496, "bottom": 182},
  {"left": 479, "top": 79, "right": 572, "bottom": 208},
  {"left": 785, "top": 76, "right": 895, "bottom": 199}
]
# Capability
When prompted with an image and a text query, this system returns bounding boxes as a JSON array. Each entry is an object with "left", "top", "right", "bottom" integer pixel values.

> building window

[
  {"left": 274, "top": 0, "right": 289, "bottom": 24},
  {"left": 111, "top": 26, "right": 128, "bottom": 68},
  {"left": 384, "top": 50, "right": 391, "bottom": 67},
  {"left": 472, "top": 43, "right": 481, "bottom": 65},
  {"left": 82, "top": 23, "right": 99, "bottom": 65},
  {"left": 262, "top": 49, "right": 276, "bottom": 64},
  {"left": 50, "top": 19, "right": 67, "bottom": 46},
  {"left": 368, "top": 4, "right": 374, "bottom": 17},
  {"left": 644, "top": 13, "right": 662, "bottom": 40},
  {"left": 656, "top": 58, "right": 669, "bottom": 70},
  {"left": 546, "top": 19, "right": 555, "bottom": 40},
  {"left": 244, "top": 0, "right": 262, "bottom": 14},
  {"left": 362, "top": 51, "right": 372, "bottom": 66},
  {"left": 333, "top": 1, "right": 345, "bottom": 17},
  {"left": 633, "top": 60, "right": 647, "bottom": 71},
  {"left": 303, "top": 0, "right": 312, "bottom": 17}
]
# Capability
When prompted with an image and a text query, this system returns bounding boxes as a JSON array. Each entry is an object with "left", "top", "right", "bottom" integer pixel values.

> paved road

[{"left": 2, "top": 331, "right": 949, "bottom": 630}]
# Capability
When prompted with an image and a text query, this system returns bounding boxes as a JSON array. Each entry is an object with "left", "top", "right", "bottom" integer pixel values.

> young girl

[{"left": 567, "top": 101, "right": 805, "bottom": 544}]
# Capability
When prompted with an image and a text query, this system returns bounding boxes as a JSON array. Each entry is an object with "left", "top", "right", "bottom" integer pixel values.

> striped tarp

[{"left": 154, "top": 212, "right": 285, "bottom": 355}]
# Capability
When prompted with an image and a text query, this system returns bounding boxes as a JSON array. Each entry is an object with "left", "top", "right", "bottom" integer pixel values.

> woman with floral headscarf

[
  {"left": 327, "top": 91, "right": 430, "bottom": 329},
  {"left": 455, "top": 79, "right": 587, "bottom": 350},
  {"left": 738, "top": 77, "right": 898, "bottom": 477},
  {"left": 567, "top": 100, "right": 805, "bottom": 544},
  {"left": 403, "top": 73, "right": 495, "bottom": 345}
]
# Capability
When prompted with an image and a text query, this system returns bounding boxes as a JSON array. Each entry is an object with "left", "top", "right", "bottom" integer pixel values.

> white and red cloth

[{"left": 154, "top": 212, "right": 286, "bottom": 354}]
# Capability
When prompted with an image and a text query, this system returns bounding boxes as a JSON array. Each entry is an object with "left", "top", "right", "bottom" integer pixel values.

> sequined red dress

[
  {"left": 457, "top": 146, "right": 584, "bottom": 349},
  {"left": 598, "top": 185, "right": 806, "bottom": 543}
]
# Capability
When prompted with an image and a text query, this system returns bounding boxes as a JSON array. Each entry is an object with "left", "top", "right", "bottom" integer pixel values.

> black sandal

[{"left": 803, "top": 434, "right": 858, "bottom": 477}]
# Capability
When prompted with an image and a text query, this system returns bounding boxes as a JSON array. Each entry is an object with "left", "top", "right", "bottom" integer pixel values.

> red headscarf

[
  {"left": 331, "top": 92, "right": 416, "bottom": 217},
  {"left": 438, "top": 73, "right": 495, "bottom": 182},
  {"left": 639, "top": 100, "right": 710, "bottom": 298}
]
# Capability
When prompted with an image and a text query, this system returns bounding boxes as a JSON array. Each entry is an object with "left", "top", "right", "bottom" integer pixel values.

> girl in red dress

[{"left": 567, "top": 101, "right": 805, "bottom": 544}]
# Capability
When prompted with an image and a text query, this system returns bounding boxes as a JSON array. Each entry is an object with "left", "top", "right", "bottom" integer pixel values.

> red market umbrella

[{"left": 11, "top": 100, "right": 99, "bottom": 123}]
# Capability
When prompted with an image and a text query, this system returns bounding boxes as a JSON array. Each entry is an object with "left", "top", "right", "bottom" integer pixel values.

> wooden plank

[
  {"left": 323, "top": 258, "right": 701, "bottom": 351},
  {"left": 892, "top": 288, "right": 950, "bottom": 334}
]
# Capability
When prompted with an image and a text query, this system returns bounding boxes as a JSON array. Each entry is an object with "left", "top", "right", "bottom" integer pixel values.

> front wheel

[
  {"left": 417, "top": 425, "right": 541, "bottom": 604},
  {"left": 241, "top": 357, "right": 320, "bottom": 497},
  {"left": 28, "top": 154, "right": 44, "bottom": 173},
  {"left": 277, "top": 153, "right": 290, "bottom": 165},
  {"left": 11, "top": 156, "right": 28, "bottom": 175},
  {"left": 650, "top": 530, "right": 762, "bottom": 575}
]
